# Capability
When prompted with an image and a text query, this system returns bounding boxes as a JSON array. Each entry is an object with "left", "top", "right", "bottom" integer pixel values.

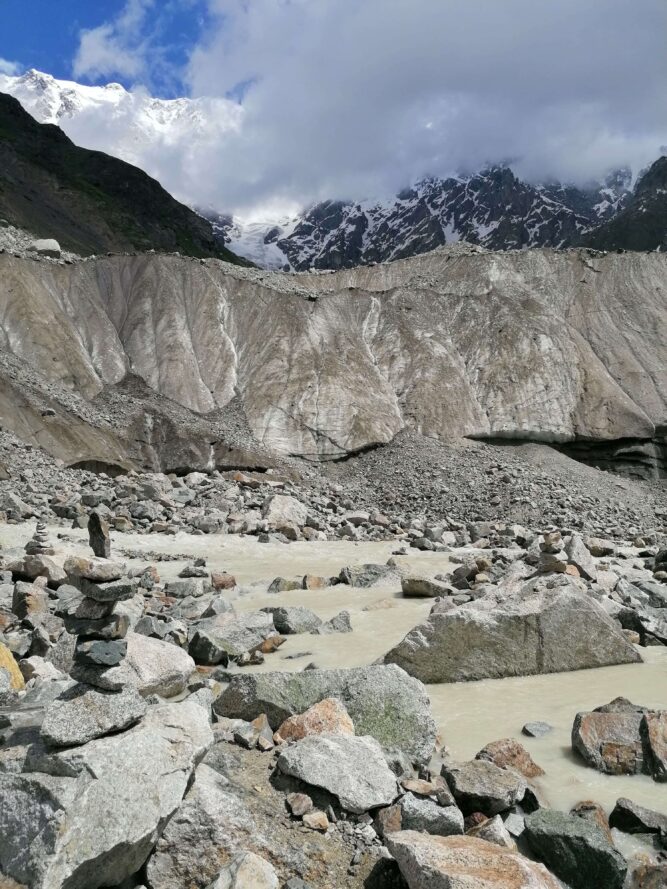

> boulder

[
  {"left": 146, "top": 764, "right": 258, "bottom": 889},
  {"left": 0, "top": 701, "right": 212, "bottom": 889},
  {"left": 466, "top": 814, "right": 517, "bottom": 849},
  {"left": 644, "top": 711, "right": 667, "bottom": 781},
  {"left": 572, "top": 700, "right": 647, "bottom": 775},
  {"left": 386, "top": 831, "right": 560, "bottom": 889},
  {"left": 214, "top": 664, "right": 437, "bottom": 766},
  {"left": 475, "top": 738, "right": 545, "bottom": 778},
  {"left": 88, "top": 512, "right": 111, "bottom": 559},
  {"left": 262, "top": 494, "right": 307, "bottom": 528},
  {"left": 71, "top": 631, "right": 194, "bottom": 697},
  {"left": 609, "top": 797, "right": 667, "bottom": 835},
  {"left": 524, "top": 809, "right": 627, "bottom": 889},
  {"left": 311, "top": 610, "right": 352, "bottom": 634},
  {"left": 28, "top": 238, "right": 61, "bottom": 258},
  {"left": 277, "top": 698, "right": 354, "bottom": 741},
  {"left": 522, "top": 722, "right": 553, "bottom": 738},
  {"left": 401, "top": 576, "right": 453, "bottom": 598},
  {"left": 260, "top": 606, "right": 322, "bottom": 634},
  {"left": 565, "top": 534, "right": 597, "bottom": 581},
  {"left": 441, "top": 760, "right": 526, "bottom": 816},
  {"left": 189, "top": 612, "right": 276, "bottom": 665},
  {"left": 12, "top": 582, "right": 49, "bottom": 620},
  {"left": 205, "top": 852, "right": 279, "bottom": 889},
  {"left": 40, "top": 683, "right": 147, "bottom": 747},
  {"left": 384, "top": 577, "right": 640, "bottom": 683},
  {"left": 277, "top": 733, "right": 398, "bottom": 814},
  {"left": 64, "top": 556, "right": 124, "bottom": 583},
  {"left": 399, "top": 792, "right": 464, "bottom": 836},
  {"left": 338, "top": 563, "right": 397, "bottom": 587}
]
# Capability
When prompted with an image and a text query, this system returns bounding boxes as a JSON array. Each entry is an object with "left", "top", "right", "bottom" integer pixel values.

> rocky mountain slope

[
  {"left": 582, "top": 156, "right": 667, "bottom": 252},
  {"left": 219, "top": 167, "right": 632, "bottom": 270},
  {"left": 0, "top": 93, "right": 244, "bottom": 261},
  {"left": 0, "top": 244, "right": 666, "bottom": 478}
]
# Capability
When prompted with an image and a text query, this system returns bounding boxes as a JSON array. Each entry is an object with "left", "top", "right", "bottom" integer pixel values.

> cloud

[
  {"left": 0, "top": 58, "right": 22, "bottom": 76},
  {"left": 63, "top": 0, "right": 667, "bottom": 217},
  {"left": 73, "top": 0, "right": 154, "bottom": 81}
]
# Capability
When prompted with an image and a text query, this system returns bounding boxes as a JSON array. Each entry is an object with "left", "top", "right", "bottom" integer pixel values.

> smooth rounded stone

[
  {"left": 40, "top": 683, "right": 147, "bottom": 747},
  {"left": 88, "top": 511, "right": 111, "bottom": 559},
  {"left": 311, "top": 610, "right": 352, "bottom": 634},
  {"left": 64, "top": 556, "right": 124, "bottom": 583},
  {"left": 524, "top": 809, "right": 627, "bottom": 889},
  {"left": 386, "top": 831, "right": 561, "bottom": 889},
  {"left": 64, "top": 612, "right": 130, "bottom": 640},
  {"left": 475, "top": 738, "right": 545, "bottom": 778},
  {"left": 277, "top": 733, "right": 398, "bottom": 814},
  {"left": 441, "top": 760, "right": 527, "bottom": 816},
  {"left": 384, "top": 577, "right": 641, "bottom": 683},
  {"left": 215, "top": 664, "right": 437, "bottom": 766},
  {"left": 338, "top": 563, "right": 398, "bottom": 587},
  {"left": 401, "top": 576, "right": 453, "bottom": 598},
  {"left": 571, "top": 699, "right": 647, "bottom": 776},
  {"left": 467, "top": 814, "right": 517, "bottom": 849},
  {"left": 522, "top": 722, "right": 553, "bottom": 738},
  {"left": 74, "top": 639, "right": 128, "bottom": 667},
  {"left": 260, "top": 606, "right": 322, "bottom": 634},
  {"left": 71, "top": 631, "right": 195, "bottom": 697},
  {"left": 277, "top": 698, "right": 355, "bottom": 741},
  {"left": 0, "top": 642, "right": 24, "bottom": 691},
  {"left": 146, "top": 763, "right": 258, "bottom": 889},
  {"left": 205, "top": 851, "right": 279, "bottom": 889},
  {"left": 399, "top": 792, "right": 464, "bottom": 836},
  {"left": 0, "top": 701, "right": 212, "bottom": 889},
  {"left": 28, "top": 238, "right": 60, "bottom": 257}
]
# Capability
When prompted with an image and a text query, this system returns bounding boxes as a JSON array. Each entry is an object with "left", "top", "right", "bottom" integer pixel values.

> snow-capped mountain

[
  {"left": 1, "top": 69, "right": 635, "bottom": 270},
  {"left": 216, "top": 166, "right": 632, "bottom": 270}
]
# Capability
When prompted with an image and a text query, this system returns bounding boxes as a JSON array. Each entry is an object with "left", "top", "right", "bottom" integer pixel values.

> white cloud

[
  {"left": 0, "top": 58, "right": 21, "bottom": 76},
  {"left": 62, "top": 0, "right": 667, "bottom": 216},
  {"left": 73, "top": 0, "right": 154, "bottom": 81}
]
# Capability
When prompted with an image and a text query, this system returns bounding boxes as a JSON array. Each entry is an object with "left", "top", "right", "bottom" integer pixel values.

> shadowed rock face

[{"left": 1, "top": 247, "right": 666, "bottom": 466}]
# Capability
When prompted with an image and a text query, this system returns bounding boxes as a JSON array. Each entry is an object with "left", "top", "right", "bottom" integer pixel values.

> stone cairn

[
  {"left": 24, "top": 521, "right": 55, "bottom": 556},
  {"left": 62, "top": 556, "right": 137, "bottom": 685}
]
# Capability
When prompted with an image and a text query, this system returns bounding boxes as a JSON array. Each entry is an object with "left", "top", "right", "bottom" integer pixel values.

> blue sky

[{"left": 0, "top": 0, "right": 209, "bottom": 95}]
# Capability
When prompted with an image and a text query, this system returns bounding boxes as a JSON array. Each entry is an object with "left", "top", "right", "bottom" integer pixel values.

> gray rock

[
  {"left": 71, "top": 631, "right": 194, "bottom": 697},
  {"left": 188, "top": 611, "right": 275, "bottom": 665},
  {"left": 524, "top": 809, "right": 627, "bottom": 889},
  {"left": 260, "top": 606, "right": 322, "bottom": 634},
  {"left": 402, "top": 576, "right": 453, "bottom": 598},
  {"left": 29, "top": 238, "right": 61, "bottom": 258},
  {"left": 88, "top": 511, "right": 111, "bottom": 559},
  {"left": 386, "top": 831, "right": 560, "bottom": 889},
  {"left": 522, "top": 721, "right": 553, "bottom": 738},
  {"left": 311, "top": 610, "right": 352, "bottom": 634},
  {"left": 215, "top": 664, "right": 437, "bottom": 766},
  {"left": 262, "top": 494, "right": 307, "bottom": 528},
  {"left": 64, "top": 556, "right": 124, "bottom": 583},
  {"left": 40, "top": 683, "right": 147, "bottom": 747},
  {"left": 146, "top": 763, "right": 258, "bottom": 889},
  {"left": 78, "top": 578, "right": 138, "bottom": 603},
  {"left": 441, "top": 760, "right": 526, "bottom": 816},
  {"left": 565, "top": 533, "right": 597, "bottom": 581},
  {"left": 399, "top": 792, "right": 464, "bottom": 836},
  {"left": 338, "top": 563, "right": 398, "bottom": 587},
  {"left": 74, "top": 638, "right": 127, "bottom": 667},
  {"left": 384, "top": 577, "right": 641, "bottom": 683},
  {"left": 165, "top": 578, "right": 208, "bottom": 599},
  {"left": 277, "top": 733, "right": 398, "bottom": 814},
  {"left": 205, "top": 851, "right": 279, "bottom": 889},
  {"left": 609, "top": 797, "right": 667, "bottom": 834},
  {"left": 0, "top": 701, "right": 212, "bottom": 889},
  {"left": 64, "top": 612, "right": 129, "bottom": 640}
]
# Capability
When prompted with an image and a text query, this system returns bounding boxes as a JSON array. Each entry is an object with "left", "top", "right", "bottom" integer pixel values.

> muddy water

[{"left": 4, "top": 525, "right": 667, "bottom": 817}]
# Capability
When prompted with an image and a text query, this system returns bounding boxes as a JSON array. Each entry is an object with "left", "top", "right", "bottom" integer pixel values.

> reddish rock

[
  {"left": 476, "top": 738, "right": 545, "bottom": 779},
  {"left": 401, "top": 778, "right": 437, "bottom": 797},
  {"left": 277, "top": 697, "right": 355, "bottom": 741},
  {"left": 302, "top": 574, "right": 328, "bottom": 589},
  {"left": 571, "top": 800, "right": 613, "bottom": 842},
  {"left": 303, "top": 810, "right": 329, "bottom": 831},
  {"left": 286, "top": 792, "right": 313, "bottom": 817},
  {"left": 644, "top": 711, "right": 667, "bottom": 781},
  {"left": 375, "top": 804, "right": 403, "bottom": 838},
  {"left": 211, "top": 571, "right": 236, "bottom": 591}
]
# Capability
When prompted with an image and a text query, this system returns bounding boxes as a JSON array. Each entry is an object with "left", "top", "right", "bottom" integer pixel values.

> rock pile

[{"left": 23, "top": 521, "right": 54, "bottom": 556}]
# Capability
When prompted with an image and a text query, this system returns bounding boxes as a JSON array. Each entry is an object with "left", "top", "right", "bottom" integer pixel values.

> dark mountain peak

[{"left": 0, "top": 92, "right": 246, "bottom": 262}]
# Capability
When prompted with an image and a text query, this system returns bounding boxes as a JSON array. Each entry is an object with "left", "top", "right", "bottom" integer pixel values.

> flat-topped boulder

[
  {"left": 384, "top": 576, "right": 640, "bottom": 683},
  {"left": 214, "top": 664, "right": 437, "bottom": 766}
]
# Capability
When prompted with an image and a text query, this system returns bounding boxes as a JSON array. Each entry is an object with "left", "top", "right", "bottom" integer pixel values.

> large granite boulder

[
  {"left": 571, "top": 698, "right": 648, "bottom": 776},
  {"left": 189, "top": 612, "right": 276, "bottom": 664},
  {"left": 524, "top": 809, "right": 627, "bottom": 889},
  {"left": 0, "top": 700, "right": 213, "bottom": 889},
  {"left": 384, "top": 577, "right": 640, "bottom": 682},
  {"left": 214, "top": 664, "right": 437, "bottom": 766},
  {"left": 276, "top": 733, "right": 397, "bottom": 814},
  {"left": 40, "top": 683, "right": 147, "bottom": 747},
  {"left": 386, "top": 831, "right": 561, "bottom": 888}
]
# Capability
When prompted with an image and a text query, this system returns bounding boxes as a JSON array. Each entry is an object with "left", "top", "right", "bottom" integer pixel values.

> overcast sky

[{"left": 2, "top": 0, "right": 666, "bottom": 217}]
